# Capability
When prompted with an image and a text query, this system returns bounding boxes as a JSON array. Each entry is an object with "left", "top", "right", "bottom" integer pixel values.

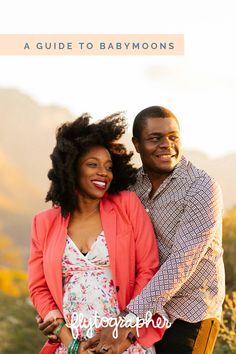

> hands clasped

[{"left": 36, "top": 314, "right": 136, "bottom": 354}]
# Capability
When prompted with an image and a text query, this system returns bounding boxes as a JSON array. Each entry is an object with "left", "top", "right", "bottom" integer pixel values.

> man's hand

[
  {"left": 35, "top": 314, "right": 60, "bottom": 343},
  {"left": 83, "top": 324, "right": 135, "bottom": 354},
  {"left": 79, "top": 340, "right": 100, "bottom": 354}
]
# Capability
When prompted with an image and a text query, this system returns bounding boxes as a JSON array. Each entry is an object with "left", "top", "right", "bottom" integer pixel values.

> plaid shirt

[{"left": 127, "top": 156, "right": 225, "bottom": 323}]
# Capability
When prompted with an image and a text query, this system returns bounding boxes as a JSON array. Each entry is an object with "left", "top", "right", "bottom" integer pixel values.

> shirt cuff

[{"left": 127, "top": 297, "right": 171, "bottom": 324}]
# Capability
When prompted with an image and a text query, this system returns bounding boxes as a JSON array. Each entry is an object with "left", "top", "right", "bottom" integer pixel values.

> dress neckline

[{"left": 67, "top": 231, "right": 104, "bottom": 258}]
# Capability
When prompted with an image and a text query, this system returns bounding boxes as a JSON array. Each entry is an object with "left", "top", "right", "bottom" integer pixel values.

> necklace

[{"left": 78, "top": 205, "right": 99, "bottom": 219}]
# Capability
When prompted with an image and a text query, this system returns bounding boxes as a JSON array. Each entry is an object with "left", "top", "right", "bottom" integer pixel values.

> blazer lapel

[{"left": 100, "top": 198, "right": 117, "bottom": 287}]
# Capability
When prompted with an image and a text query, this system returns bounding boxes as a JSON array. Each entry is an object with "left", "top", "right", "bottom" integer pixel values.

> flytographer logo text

[{"left": 66, "top": 311, "right": 172, "bottom": 339}]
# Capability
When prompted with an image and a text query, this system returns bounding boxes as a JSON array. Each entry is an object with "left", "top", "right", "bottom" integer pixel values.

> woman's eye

[{"left": 88, "top": 163, "right": 97, "bottom": 167}]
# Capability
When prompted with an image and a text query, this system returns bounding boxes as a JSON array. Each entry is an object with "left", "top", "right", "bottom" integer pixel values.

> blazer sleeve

[
  {"left": 28, "top": 215, "right": 63, "bottom": 320},
  {"left": 128, "top": 192, "right": 159, "bottom": 298}
]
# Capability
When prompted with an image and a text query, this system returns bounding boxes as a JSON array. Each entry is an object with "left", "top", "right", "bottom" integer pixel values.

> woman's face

[{"left": 76, "top": 146, "right": 113, "bottom": 200}]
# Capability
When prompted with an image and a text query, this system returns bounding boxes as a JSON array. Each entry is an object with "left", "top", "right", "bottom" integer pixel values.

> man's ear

[{"left": 132, "top": 137, "right": 140, "bottom": 154}]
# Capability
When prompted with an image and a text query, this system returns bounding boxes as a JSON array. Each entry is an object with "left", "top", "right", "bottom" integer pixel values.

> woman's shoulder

[
  {"left": 33, "top": 206, "right": 61, "bottom": 223},
  {"left": 107, "top": 191, "right": 140, "bottom": 207},
  {"left": 31, "top": 207, "right": 63, "bottom": 244}
]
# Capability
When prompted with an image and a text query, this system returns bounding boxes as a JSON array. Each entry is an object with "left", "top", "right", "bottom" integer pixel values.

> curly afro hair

[{"left": 46, "top": 112, "right": 137, "bottom": 217}]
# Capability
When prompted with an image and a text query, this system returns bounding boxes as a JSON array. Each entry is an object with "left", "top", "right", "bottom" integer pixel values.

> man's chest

[{"left": 134, "top": 181, "right": 188, "bottom": 263}]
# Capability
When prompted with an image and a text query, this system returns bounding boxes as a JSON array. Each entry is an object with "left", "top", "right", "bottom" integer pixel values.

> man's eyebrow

[{"left": 147, "top": 131, "right": 179, "bottom": 136}]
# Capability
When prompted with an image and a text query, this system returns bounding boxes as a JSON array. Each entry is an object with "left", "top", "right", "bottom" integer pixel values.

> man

[
  {"left": 39, "top": 106, "right": 225, "bottom": 353},
  {"left": 84, "top": 106, "right": 225, "bottom": 354}
]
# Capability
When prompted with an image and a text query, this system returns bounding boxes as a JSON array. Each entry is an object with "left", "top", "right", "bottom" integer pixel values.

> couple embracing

[{"left": 28, "top": 106, "right": 224, "bottom": 354}]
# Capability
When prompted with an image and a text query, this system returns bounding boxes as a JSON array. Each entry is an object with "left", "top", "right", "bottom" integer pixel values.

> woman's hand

[
  {"left": 36, "top": 314, "right": 59, "bottom": 342},
  {"left": 83, "top": 324, "right": 133, "bottom": 354}
]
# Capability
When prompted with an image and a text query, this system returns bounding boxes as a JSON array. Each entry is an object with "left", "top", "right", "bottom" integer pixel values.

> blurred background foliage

[{"left": 0, "top": 207, "right": 236, "bottom": 353}]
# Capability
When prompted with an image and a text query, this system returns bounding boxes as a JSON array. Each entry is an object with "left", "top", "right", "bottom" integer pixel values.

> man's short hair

[{"left": 133, "top": 106, "right": 178, "bottom": 140}]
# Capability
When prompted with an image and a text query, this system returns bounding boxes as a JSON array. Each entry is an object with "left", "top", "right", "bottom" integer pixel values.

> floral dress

[{"left": 55, "top": 231, "right": 155, "bottom": 354}]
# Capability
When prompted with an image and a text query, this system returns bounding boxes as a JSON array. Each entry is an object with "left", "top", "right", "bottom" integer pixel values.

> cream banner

[{"left": 0, "top": 34, "right": 184, "bottom": 55}]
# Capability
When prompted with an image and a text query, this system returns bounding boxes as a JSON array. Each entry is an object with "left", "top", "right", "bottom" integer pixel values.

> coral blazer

[{"left": 28, "top": 191, "right": 165, "bottom": 353}]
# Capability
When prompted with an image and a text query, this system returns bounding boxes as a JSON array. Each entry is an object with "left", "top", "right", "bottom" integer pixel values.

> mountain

[
  {"left": 0, "top": 150, "right": 43, "bottom": 215},
  {"left": 0, "top": 88, "right": 73, "bottom": 189},
  {"left": 0, "top": 149, "right": 46, "bottom": 264}
]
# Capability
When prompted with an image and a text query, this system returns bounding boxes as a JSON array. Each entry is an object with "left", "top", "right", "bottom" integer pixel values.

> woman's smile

[{"left": 91, "top": 180, "right": 108, "bottom": 190}]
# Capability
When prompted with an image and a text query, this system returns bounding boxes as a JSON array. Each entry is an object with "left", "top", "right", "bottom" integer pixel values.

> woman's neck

[{"left": 75, "top": 195, "right": 100, "bottom": 218}]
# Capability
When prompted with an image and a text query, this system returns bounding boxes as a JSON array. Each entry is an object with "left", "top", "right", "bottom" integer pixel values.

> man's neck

[{"left": 144, "top": 170, "right": 172, "bottom": 198}]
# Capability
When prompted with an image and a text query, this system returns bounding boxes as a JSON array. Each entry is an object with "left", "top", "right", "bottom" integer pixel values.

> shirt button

[{"left": 146, "top": 208, "right": 149, "bottom": 213}]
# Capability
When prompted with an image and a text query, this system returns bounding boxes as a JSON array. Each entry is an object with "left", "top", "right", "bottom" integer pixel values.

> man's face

[{"left": 132, "top": 117, "right": 182, "bottom": 175}]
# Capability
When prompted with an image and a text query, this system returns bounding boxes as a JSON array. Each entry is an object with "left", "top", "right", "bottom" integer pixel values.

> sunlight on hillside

[
  {"left": 0, "top": 233, "right": 23, "bottom": 268},
  {"left": 0, "top": 267, "right": 27, "bottom": 297},
  {"left": 0, "top": 233, "right": 27, "bottom": 297}
]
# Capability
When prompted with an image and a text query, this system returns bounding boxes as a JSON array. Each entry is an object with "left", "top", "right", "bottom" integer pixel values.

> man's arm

[{"left": 127, "top": 176, "right": 223, "bottom": 320}]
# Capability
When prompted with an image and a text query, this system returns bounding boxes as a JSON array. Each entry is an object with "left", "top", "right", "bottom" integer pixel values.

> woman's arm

[
  {"left": 53, "top": 319, "right": 74, "bottom": 347},
  {"left": 28, "top": 215, "right": 63, "bottom": 320},
  {"left": 29, "top": 215, "right": 79, "bottom": 350},
  {"left": 29, "top": 215, "right": 92, "bottom": 352}
]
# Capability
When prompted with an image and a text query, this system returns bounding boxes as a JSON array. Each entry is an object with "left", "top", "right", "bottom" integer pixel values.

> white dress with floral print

[{"left": 55, "top": 231, "right": 155, "bottom": 354}]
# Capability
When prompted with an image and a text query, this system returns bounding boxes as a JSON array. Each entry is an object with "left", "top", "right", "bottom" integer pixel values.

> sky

[{"left": 0, "top": 0, "right": 236, "bottom": 158}]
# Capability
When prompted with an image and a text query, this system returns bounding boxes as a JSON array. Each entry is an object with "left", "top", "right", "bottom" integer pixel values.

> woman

[{"left": 28, "top": 113, "right": 165, "bottom": 354}]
